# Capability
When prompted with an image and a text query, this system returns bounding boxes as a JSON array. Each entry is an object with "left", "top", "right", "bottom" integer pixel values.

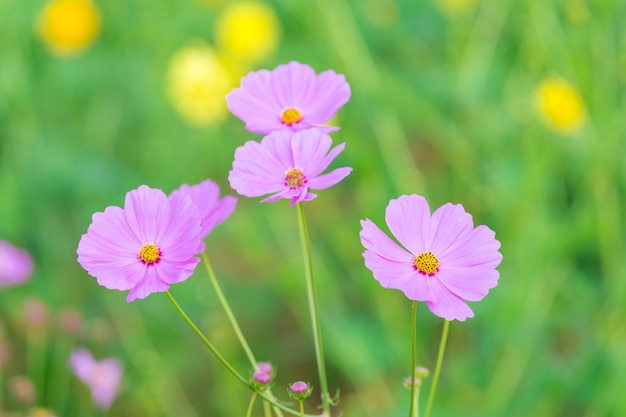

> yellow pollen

[
  {"left": 414, "top": 252, "right": 440, "bottom": 275},
  {"left": 139, "top": 243, "right": 160, "bottom": 264},
  {"left": 280, "top": 108, "right": 302, "bottom": 125},
  {"left": 285, "top": 168, "right": 304, "bottom": 187}
]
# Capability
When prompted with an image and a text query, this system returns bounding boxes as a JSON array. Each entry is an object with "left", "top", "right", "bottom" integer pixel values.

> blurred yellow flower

[
  {"left": 535, "top": 77, "right": 585, "bottom": 135},
  {"left": 36, "top": 0, "right": 101, "bottom": 56},
  {"left": 167, "top": 42, "right": 234, "bottom": 127},
  {"left": 215, "top": 1, "right": 280, "bottom": 65}
]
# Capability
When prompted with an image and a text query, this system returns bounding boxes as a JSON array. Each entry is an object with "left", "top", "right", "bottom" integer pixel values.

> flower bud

[
  {"left": 252, "top": 371, "right": 271, "bottom": 389},
  {"left": 288, "top": 381, "right": 312, "bottom": 400}
]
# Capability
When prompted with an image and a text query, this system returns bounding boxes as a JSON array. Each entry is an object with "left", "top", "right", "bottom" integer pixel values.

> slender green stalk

[
  {"left": 408, "top": 301, "right": 418, "bottom": 417},
  {"left": 201, "top": 252, "right": 257, "bottom": 366},
  {"left": 296, "top": 203, "right": 331, "bottom": 416},
  {"left": 414, "top": 385, "right": 421, "bottom": 417},
  {"left": 165, "top": 291, "right": 249, "bottom": 386},
  {"left": 299, "top": 399, "right": 305, "bottom": 417},
  {"left": 166, "top": 291, "right": 308, "bottom": 417},
  {"left": 246, "top": 391, "right": 258, "bottom": 417},
  {"left": 263, "top": 399, "right": 273, "bottom": 417},
  {"left": 201, "top": 252, "right": 284, "bottom": 417},
  {"left": 424, "top": 320, "right": 451, "bottom": 417}
]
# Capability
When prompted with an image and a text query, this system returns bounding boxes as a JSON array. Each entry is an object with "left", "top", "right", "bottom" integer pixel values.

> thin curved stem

[
  {"left": 296, "top": 203, "right": 331, "bottom": 416},
  {"left": 424, "top": 320, "right": 451, "bottom": 417},
  {"left": 201, "top": 252, "right": 257, "bottom": 366},
  {"left": 166, "top": 291, "right": 309, "bottom": 416},
  {"left": 166, "top": 290, "right": 249, "bottom": 386},
  {"left": 408, "top": 301, "right": 418, "bottom": 417},
  {"left": 201, "top": 252, "right": 285, "bottom": 417},
  {"left": 246, "top": 391, "right": 258, "bottom": 417}
]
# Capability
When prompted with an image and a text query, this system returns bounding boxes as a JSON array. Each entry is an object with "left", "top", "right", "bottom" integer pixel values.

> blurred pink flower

[
  {"left": 360, "top": 195, "right": 502, "bottom": 321},
  {"left": 226, "top": 61, "right": 351, "bottom": 134},
  {"left": 77, "top": 185, "right": 203, "bottom": 302},
  {"left": 70, "top": 348, "right": 122, "bottom": 409},
  {"left": 0, "top": 240, "right": 33, "bottom": 287},
  {"left": 229, "top": 129, "right": 352, "bottom": 206},
  {"left": 169, "top": 179, "right": 237, "bottom": 240}
]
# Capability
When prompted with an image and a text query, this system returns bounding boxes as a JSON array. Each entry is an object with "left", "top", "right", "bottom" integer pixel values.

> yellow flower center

[
  {"left": 139, "top": 243, "right": 160, "bottom": 264},
  {"left": 285, "top": 168, "right": 305, "bottom": 187},
  {"left": 280, "top": 108, "right": 302, "bottom": 125},
  {"left": 413, "top": 252, "right": 440, "bottom": 275}
]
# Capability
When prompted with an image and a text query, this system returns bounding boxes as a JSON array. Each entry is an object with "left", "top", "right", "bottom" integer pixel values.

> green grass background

[{"left": 1, "top": 0, "right": 626, "bottom": 416}]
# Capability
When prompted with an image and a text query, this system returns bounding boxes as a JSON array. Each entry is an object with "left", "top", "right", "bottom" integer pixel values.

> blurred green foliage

[{"left": 1, "top": 0, "right": 626, "bottom": 416}]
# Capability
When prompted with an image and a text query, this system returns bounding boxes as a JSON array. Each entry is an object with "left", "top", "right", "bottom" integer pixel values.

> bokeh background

[{"left": 2, "top": 0, "right": 626, "bottom": 416}]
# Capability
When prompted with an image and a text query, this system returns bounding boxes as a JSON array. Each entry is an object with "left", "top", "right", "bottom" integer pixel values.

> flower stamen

[
  {"left": 280, "top": 108, "right": 302, "bottom": 125},
  {"left": 139, "top": 243, "right": 160, "bottom": 264},
  {"left": 285, "top": 168, "right": 305, "bottom": 187},
  {"left": 413, "top": 251, "right": 439, "bottom": 275}
]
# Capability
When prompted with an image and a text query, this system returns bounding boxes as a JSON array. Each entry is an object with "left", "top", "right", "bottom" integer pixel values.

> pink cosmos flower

[
  {"left": 226, "top": 61, "right": 351, "bottom": 134},
  {"left": 169, "top": 179, "right": 237, "bottom": 240},
  {"left": 0, "top": 240, "right": 33, "bottom": 287},
  {"left": 77, "top": 185, "right": 203, "bottom": 302},
  {"left": 360, "top": 194, "right": 502, "bottom": 321},
  {"left": 70, "top": 348, "right": 122, "bottom": 409},
  {"left": 228, "top": 129, "right": 352, "bottom": 206}
]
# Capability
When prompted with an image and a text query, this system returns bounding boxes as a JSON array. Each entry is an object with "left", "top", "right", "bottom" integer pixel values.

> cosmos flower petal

[
  {"left": 429, "top": 202, "right": 474, "bottom": 255},
  {"left": 360, "top": 219, "right": 414, "bottom": 262},
  {"left": 360, "top": 194, "right": 502, "bottom": 321},
  {"left": 77, "top": 185, "right": 203, "bottom": 301},
  {"left": 304, "top": 70, "right": 351, "bottom": 123},
  {"left": 226, "top": 61, "right": 350, "bottom": 133},
  {"left": 227, "top": 70, "right": 284, "bottom": 134},
  {"left": 440, "top": 225, "right": 502, "bottom": 268},
  {"left": 270, "top": 61, "right": 317, "bottom": 106},
  {"left": 438, "top": 267, "right": 500, "bottom": 302},
  {"left": 230, "top": 130, "right": 350, "bottom": 205},
  {"left": 170, "top": 179, "right": 236, "bottom": 238},
  {"left": 306, "top": 167, "right": 352, "bottom": 190},
  {"left": 425, "top": 283, "right": 475, "bottom": 322},
  {"left": 127, "top": 266, "right": 170, "bottom": 302},
  {"left": 385, "top": 195, "right": 431, "bottom": 254},
  {"left": 291, "top": 129, "right": 332, "bottom": 173},
  {"left": 123, "top": 185, "right": 169, "bottom": 243}
]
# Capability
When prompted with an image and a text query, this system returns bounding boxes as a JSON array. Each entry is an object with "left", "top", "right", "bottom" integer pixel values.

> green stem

[
  {"left": 408, "top": 301, "right": 417, "bottom": 417},
  {"left": 299, "top": 399, "right": 305, "bottom": 417},
  {"left": 165, "top": 291, "right": 249, "bottom": 386},
  {"left": 424, "top": 320, "right": 451, "bottom": 417},
  {"left": 414, "top": 385, "right": 421, "bottom": 417},
  {"left": 166, "top": 291, "right": 307, "bottom": 417},
  {"left": 246, "top": 391, "right": 258, "bottom": 417},
  {"left": 296, "top": 203, "right": 331, "bottom": 416},
  {"left": 263, "top": 399, "right": 273, "bottom": 417},
  {"left": 201, "top": 252, "right": 257, "bottom": 366},
  {"left": 201, "top": 252, "right": 285, "bottom": 417}
]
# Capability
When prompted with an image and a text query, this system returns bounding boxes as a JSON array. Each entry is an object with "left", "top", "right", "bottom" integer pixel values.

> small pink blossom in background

[
  {"left": 229, "top": 129, "right": 352, "bottom": 206},
  {"left": 0, "top": 240, "right": 33, "bottom": 287},
  {"left": 226, "top": 61, "right": 351, "bottom": 134},
  {"left": 77, "top": 185, "right": 203, "bottom": 302},
  {"left": 70, "top": 348, "right": 122, "bottom": 409},
  {"left": 170, "top": 179, "right": 237, "bottom": 240},
  {"left": 360, "top": 194, "right": 502, "bottom": 321},
  {"left": 256, "top": 361, "right": 273, "bottom": 375}
]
